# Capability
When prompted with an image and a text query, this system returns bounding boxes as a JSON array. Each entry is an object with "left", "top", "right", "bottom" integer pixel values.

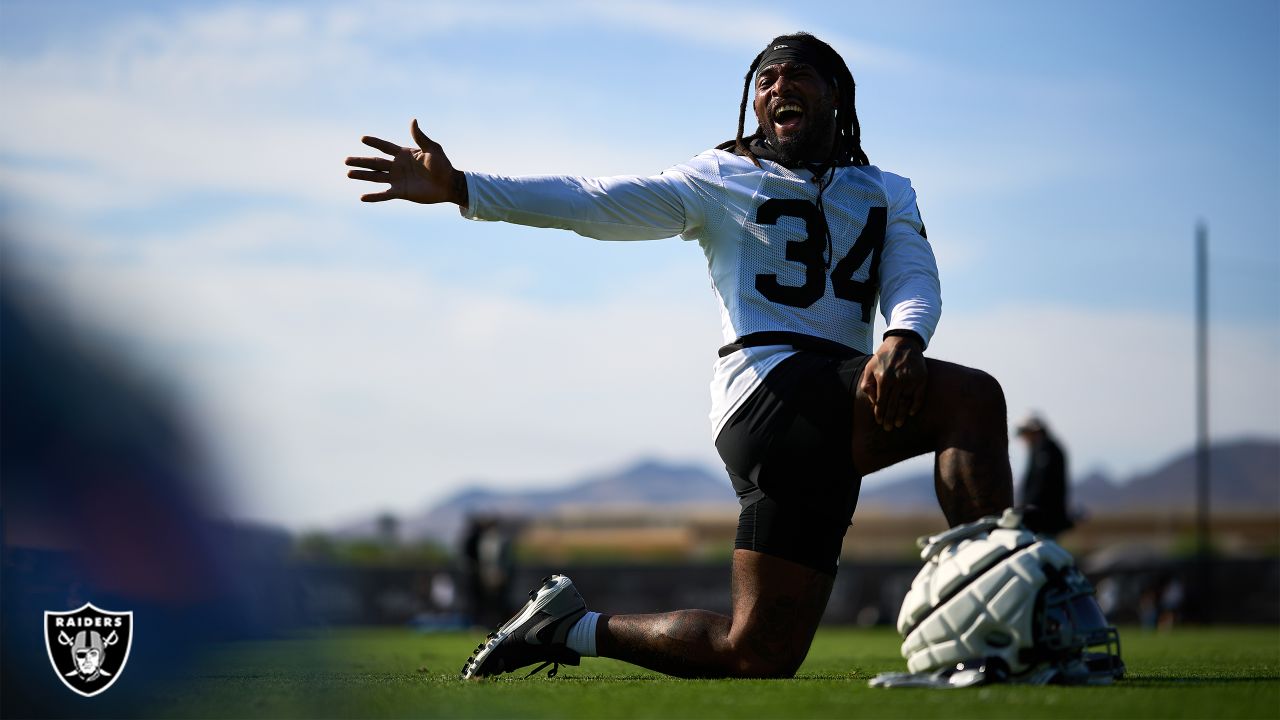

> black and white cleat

[{"left": 460, "top": 574, "right": 587, "bottom": 680}]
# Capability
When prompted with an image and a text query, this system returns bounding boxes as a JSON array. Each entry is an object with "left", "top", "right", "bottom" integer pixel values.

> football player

[{"left": 347, "top": 32, "right": 1013, "bottom": 679}]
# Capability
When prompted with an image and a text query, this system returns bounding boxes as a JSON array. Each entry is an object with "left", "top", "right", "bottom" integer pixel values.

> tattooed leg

[
  {"left": 928, "top": 365, "right": 1012, "bottom": 524},
  {"left": 852, "top": 358, "right": 1014, "bottom": 527},
  {"left": 596, "top": 550, "right": 833, "bottom": 678},
  {"left": 598, "top": 610, "right": 734, "bottom": 678}
]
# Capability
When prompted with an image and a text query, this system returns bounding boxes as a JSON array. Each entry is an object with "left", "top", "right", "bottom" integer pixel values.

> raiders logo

[{"left": 44, "top": 603, "right": 134, "bottom": 697}]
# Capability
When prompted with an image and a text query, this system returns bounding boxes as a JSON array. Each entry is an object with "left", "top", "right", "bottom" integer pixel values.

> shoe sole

[{"left": 460, "top": 574, "right": 578, "bottom": 680}]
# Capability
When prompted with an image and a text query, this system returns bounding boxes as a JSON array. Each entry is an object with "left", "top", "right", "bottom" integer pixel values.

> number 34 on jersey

[{"left": 753, "top": 199, "right": 886, "bottom": 323}]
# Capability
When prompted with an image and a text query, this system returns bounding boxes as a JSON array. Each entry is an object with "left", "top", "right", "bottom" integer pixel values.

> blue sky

[{"left": 2, "top": 0, "right": 1276, "bottom": 529}]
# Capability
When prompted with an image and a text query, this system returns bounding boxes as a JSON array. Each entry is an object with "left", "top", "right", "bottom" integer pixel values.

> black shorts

[{"left": 714, "top": 351, "right": 872, "bottom": 576}]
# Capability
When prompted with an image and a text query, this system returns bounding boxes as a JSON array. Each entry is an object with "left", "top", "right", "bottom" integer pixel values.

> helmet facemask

[{"left": 1027, "top": 565, "right": 1125, "bottom": 684}]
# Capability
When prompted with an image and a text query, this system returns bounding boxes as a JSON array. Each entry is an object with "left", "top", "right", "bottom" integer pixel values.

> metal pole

[{"left": 1195, "top": 221, "right": 1211, "bottom": 623}]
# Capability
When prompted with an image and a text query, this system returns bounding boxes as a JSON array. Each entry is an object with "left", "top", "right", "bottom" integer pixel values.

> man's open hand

[
  {"left": 860, "top": 333, "right": 928, "bottom": 432},
  {"left": 344, "top": 119, "right": 465, "bottom": 206}
]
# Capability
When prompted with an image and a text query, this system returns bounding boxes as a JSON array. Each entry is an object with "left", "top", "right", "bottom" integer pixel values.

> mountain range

[{"left": 342, "top": 438, "right": 1279, "bottom": 544}]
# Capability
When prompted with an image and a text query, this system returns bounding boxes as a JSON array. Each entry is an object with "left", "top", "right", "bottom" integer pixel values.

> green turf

[{"left": 153, "top": 625, "right": 1280, "bottom": 719}]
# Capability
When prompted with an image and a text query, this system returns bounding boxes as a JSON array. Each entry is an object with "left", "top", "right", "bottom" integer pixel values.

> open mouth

[{"left": 772, "top": 102, "right": 805, "bottom": 134}]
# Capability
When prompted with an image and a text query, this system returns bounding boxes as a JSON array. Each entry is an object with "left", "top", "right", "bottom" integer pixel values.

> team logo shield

[{"left": 44, "top": 603, "right": 133, "bottom": 697}]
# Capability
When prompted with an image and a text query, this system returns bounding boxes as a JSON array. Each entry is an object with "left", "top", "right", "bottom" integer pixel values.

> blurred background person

[
  {"left": 460, "top": 515, "right": 515, "bottom": 629},
  {"left": 1015, "top": 414, "right": 1074, "bottom": 537}
]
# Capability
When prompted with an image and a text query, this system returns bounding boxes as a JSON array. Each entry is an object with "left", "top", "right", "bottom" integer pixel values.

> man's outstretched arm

[
  {"left": 345, "top": 119, "right": 468, "bottom": 208},
  {"left": 346, "top": 121, "right": 700, "bottom": 242}
]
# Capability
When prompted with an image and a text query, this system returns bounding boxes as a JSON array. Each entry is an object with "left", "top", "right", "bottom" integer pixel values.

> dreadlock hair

[{"left": 726, "top": 32, "right": 870, "bottom": 168}]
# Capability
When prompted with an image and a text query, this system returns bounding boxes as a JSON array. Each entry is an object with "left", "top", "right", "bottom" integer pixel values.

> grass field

[{"left": 155, "top": 625, "right": 1280, "bottom": 719}]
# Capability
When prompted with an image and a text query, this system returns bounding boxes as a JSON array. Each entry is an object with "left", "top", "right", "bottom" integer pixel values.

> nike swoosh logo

[{"left": 523, "top": 614, "right": 557, "bottom": 645}]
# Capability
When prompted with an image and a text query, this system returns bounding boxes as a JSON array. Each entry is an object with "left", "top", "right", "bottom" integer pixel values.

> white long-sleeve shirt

[{"left": 461, "top": 148, "right": 941, "bottom": 439}]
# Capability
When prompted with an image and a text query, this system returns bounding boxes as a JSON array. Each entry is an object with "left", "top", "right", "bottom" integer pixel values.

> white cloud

[
  {"left": 0, "top": 7, "right": 368, "bottom": 208},
  {"left": 6, "top": 209, "right": 723, "bottom": 528},
  {"left": 0, "top": 5, "right": 458, "bottom": 207},
  {"left": 576, "top": 2, "right": 891, "bottom": 62},
  {"left": 0, "top": 1, "right": 931, "bottom": 216}
]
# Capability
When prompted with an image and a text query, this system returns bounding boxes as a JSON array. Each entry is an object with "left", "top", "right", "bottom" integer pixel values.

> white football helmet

[{"left": 885, "top": 508, "right": 1123, "bottom": 687}]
